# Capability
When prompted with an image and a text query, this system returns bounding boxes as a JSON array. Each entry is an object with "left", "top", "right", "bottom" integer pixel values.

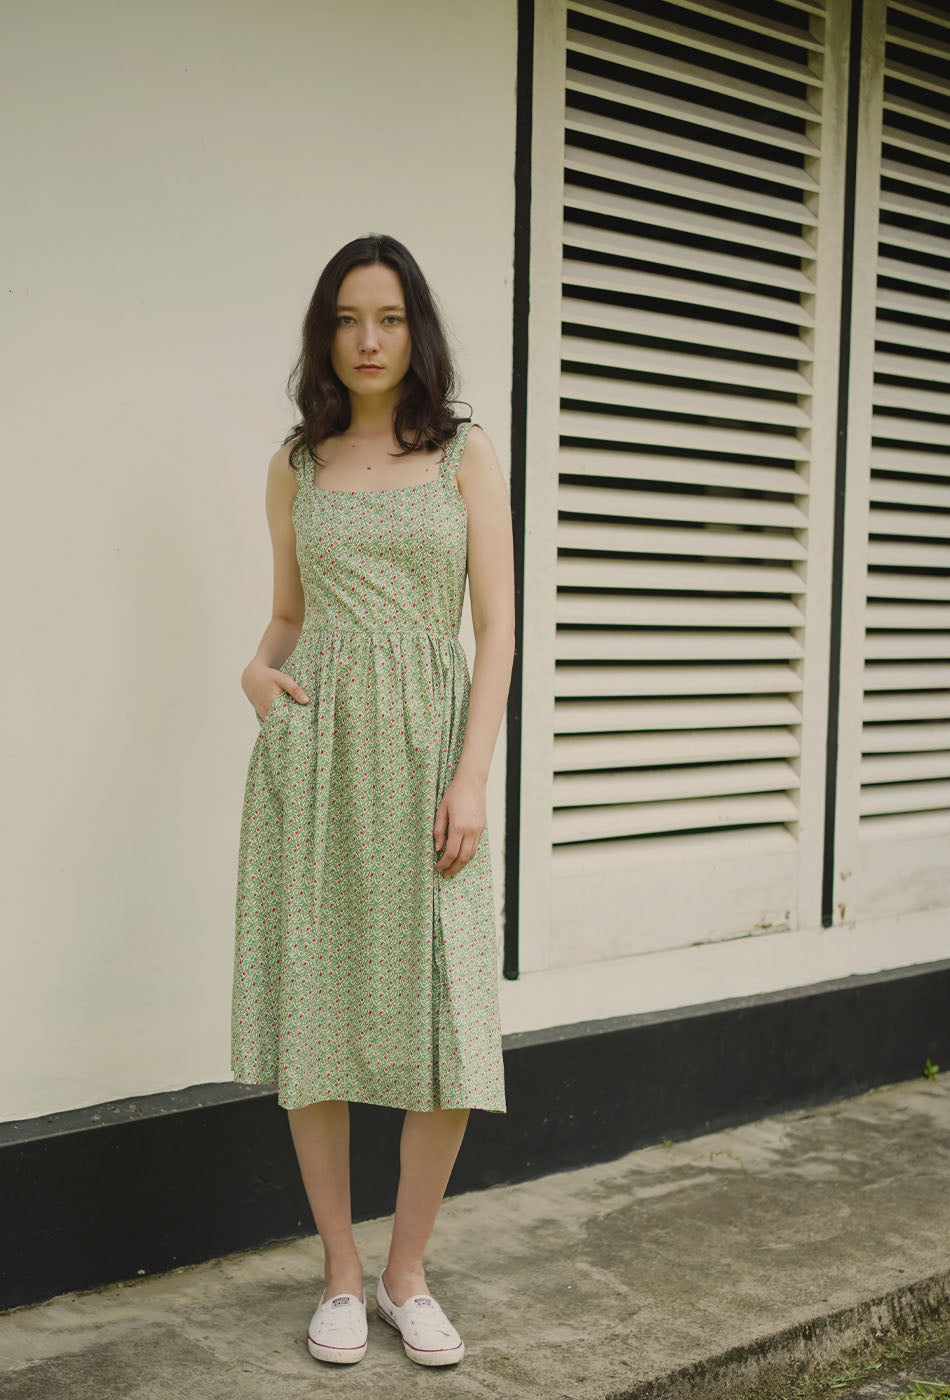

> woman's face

[{"left": 330, "top": 262, "right": 412, "bottom": 401}]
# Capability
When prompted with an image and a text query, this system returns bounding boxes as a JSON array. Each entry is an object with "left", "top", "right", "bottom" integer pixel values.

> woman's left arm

[{"left": 434, "top": 425, "right": 516, "bottom": 877}]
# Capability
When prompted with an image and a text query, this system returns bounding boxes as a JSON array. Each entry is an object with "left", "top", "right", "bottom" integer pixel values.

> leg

[
  {"left": 382, "top": 1107, "right": 470, "bottom": 1306},
  {"left": 287, "top": 1099, "right": 365, "bottom": 1303}
]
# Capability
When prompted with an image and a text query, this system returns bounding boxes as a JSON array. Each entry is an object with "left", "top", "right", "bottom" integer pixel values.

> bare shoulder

[
  {"left": 266, "top": 439, "right": 304, "bottom": 492},
  {"left": 269, "top": 439, "right": 298, "bottom": 474},
  {"left": 457, "top": 422, "right": 504, "bottom": 486}
]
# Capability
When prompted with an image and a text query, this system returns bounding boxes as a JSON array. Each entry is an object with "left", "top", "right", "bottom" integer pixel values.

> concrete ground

[{"left": 0, "top": 1075, "right": 948, "bottom": 1400}]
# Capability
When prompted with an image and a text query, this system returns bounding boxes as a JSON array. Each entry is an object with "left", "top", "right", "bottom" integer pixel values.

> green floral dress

[{"left": 231, "top": 419, "right": 507, "bottom": 1114}]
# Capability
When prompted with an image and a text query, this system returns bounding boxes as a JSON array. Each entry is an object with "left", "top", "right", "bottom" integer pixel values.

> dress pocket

[{"left": 258, "top": 688, "right": 289, "bottom": 731}]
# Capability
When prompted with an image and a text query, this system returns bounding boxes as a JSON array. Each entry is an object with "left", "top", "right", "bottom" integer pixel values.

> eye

[
  {"left": 384, "top": 315, "right": 402, "bottom": 324},
  {"left": 337, "top": 315, "right": 355, "bottom": 325}
]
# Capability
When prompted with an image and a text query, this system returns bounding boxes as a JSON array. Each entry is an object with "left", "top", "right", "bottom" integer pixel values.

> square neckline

[{"left": 306, "top": 427, "right": 455, "bottom": 497}]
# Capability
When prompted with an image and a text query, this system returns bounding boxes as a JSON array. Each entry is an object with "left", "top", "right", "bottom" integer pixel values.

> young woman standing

[{"left": 231, "top": 234, "right": 514, "bottom": 1367}]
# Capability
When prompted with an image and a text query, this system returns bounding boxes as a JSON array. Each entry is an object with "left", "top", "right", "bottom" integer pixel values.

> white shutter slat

[
  {"left": 566, "top": 28, "right": 819, "bottom": 120},
  {"left": 877, "top": 254, "right": 950, "bottom": 290},
  {"left": 555, "top": 729, "right": 799, "bottom": 771},
  {"left": 555, "top": 759, "right": 800, "bottom": 806},
  {"left": 864, "top": 564, "right": 950, "bottom": 600},
  {"left": 559, "top": 521, "right": 807, "bottom": 562},
  {"left": 865, "top": 636, "right": 950, "bottom": 662},
  {"left": 565, "top": 111, "right": 819, "bottom": 193},
  {"left": 866, "top": 601, "right": 950, "bottom": 628},
  {"left": 884, "top": 57, "right": 950, "bottom": 97},
  {"left": 647, "top": 0, "right": 825, "bottom": 47},
  {"left": 553, "top": 791, "right": 799, "bottom": 843},
  {"left": 858, "top": 809, "right": 950, "bottom": 840},
  {"left": 883, "top": 90, "right": 950, "bottom": 126},
  {"left": 564, "top": 186, "right": 813, "bottom": 257},
  {"left": 563, "top": 222, "right": 813, "bottom": 293},
  {"left": 862, "top": 720, "right": 950, "bottom": 749},
  {"left": 887, "top": 24, "right": 950, "bottom": 62},
  {"left": 562, "top": 295, "right": 812, "bottom": 359},
  {"left": 870, "top": 447, "right": 950, "bottom": 476},
  {"left": 558, "top": 556, "right": 805, "bottom": 594},
  {"left": 558, "top": 446, "right": 810, "bottom": 494},
  {"left": 880, "top": 155, "right": 950, "bottom": 195},
  {"left": 860, "top": 779, "right": 950, "bottom": 817},
  {"left": 567, "top": 4, "right": 822, "bottom": 85},
  {"left": 554, "top": 662, "right": 803, "bottom": 697},
  {"left": 867, "top": 509, "right": 950, "bottom": 540},
  {"left": 869, "top": 475, "right": 950, "bottom": 508},
  {"left": 877, "top": 221, "right": 950, "bottom": 260},
  {"left": 863, "top": 662, "right": 950, "bottom": 691},
  {"left": 560, "top": 408, "right": 808, "bottom": 461},
  {"left": 864, "top": 693, "right": 950, "bottom": 721},
  {"left": 554, "top": 693, "right": 802, "bottom": 731},
  {"left": 561, "top": 334, "right": 811, "bottom": 393},
  {"left": 882, "top": 126, "right": 950, "bottom": 164},
  {"left": 876, "top": 285, "right": 950, "bottom": 318},
  {"left": 566, "top": 73, "right": 819, "bottom": 157},
  {"left": 564, "top": 255, "right": 814, "bottom": 324},
  {"left": 555, "top": 630, "right": 804, "bottom": 661},
  {"left": 872, "top": 383, "right": 950, "bottom": 414},
  {"left": 863, "top": 752, "right": 950, "bottom": 785},
  {"left": 565, "top": 146, "right": 817, "bottom": 226},
  {"left": 873, "top": 321, "right": 950, "bottom": 354},
  {"left": 560, "top": 371, "right": 811, "bottom": 427},
  {"left": 878, "top": 188, "right": 950, "bottom": 223},
  {"left": 874, "top": 352, "right": 950, "bottom": 384},
  {"left": 870, "top": 413, "right": 950, "bottom": 446},
  {"left": 887, "top": 0, "right": 950, "bottom": 28},
  {"left": 557, "top": 594, "right": 805, "bottom": 627},
  {"left": 562, "top": 481, "right": 805, "bottom": 526},
  {"left": 866, "top": 540, "right": 950, "bottom": 579}
]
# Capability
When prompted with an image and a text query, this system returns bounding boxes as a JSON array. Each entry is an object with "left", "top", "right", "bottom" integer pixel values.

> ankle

[
  {"left": 383, "top": 1262, "right": 428, "bottom": 1305},
  {"left": 323, "top": 1253, "right": 363, "bottom": 1286}
]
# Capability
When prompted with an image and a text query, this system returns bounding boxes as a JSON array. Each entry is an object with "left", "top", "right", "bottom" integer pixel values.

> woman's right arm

[{"left": 241, "top": 443, "right": 312, "bottom": 721}]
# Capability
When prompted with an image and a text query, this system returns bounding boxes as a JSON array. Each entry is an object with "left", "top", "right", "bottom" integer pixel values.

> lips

[{"left": 357, "top": 364, "right": 383, "bottom": 370}]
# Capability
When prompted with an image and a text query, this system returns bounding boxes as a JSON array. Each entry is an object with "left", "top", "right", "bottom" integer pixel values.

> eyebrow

[{"left": 336, "top": 303, "right": 405, "bottom": 312}]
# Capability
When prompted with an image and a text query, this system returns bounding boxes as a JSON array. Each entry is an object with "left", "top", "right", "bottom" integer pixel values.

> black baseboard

[{"left": 2, "top": 959, "right": 947, "bottom": 1312}]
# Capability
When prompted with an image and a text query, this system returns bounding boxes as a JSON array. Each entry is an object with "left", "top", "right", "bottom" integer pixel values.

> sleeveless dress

[{"left": 231, "top": 419, "right": 507, "bottom": 1115}]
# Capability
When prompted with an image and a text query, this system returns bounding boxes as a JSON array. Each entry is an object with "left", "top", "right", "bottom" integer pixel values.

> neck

[{"left": 346, "top": 386, "right": 402, "bottom": 439}]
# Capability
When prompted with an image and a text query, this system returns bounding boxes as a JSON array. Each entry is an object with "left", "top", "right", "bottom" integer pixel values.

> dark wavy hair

[{"left": 282, "top": 234, "right": 470, "bottom": 468}]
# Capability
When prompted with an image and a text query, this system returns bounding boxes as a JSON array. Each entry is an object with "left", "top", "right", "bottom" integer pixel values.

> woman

[{"left": 231, "top": 234, "right": 515, "bottom": 1368}]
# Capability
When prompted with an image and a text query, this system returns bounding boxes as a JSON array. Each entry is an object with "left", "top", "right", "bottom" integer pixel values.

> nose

[{"left": 358, "top": 322, "right": 380, "bottom": 353}]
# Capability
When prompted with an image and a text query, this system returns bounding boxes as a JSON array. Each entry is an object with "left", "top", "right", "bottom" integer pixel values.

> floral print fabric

[{"left": 231, "top": 420, "right": 507, "bottom": 1114}]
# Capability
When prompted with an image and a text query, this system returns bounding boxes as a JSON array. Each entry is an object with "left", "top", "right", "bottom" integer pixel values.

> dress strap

[
  {"left": 440, "top": 419, "right": 477, "bottom": 483},
  {"left": 288, "top": 439, "right": 311, "bottom": 491}
]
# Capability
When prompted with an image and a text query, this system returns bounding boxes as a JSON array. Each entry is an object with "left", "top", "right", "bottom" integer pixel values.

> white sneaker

[
  {"left": 376, "top": 1271, "right": 465, "bottom": 1366},
  {"left": 306, "top": 1290, "right": 368, "bottom": 1364}
]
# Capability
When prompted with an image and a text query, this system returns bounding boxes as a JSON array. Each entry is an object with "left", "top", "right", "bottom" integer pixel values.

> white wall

[{"left": 0, "top": 0, "right": 517, "bottom": 1120}]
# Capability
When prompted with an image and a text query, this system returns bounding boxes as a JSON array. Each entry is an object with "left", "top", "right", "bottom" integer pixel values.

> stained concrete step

[{"left": 0, "top": 1075, "right": 947, "bottom": 1399}]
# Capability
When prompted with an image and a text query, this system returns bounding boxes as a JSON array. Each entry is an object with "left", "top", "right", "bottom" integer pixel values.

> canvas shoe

[
  {"left": 375, "top": 1270, "right": 465, "bottom": 1366},
  {"left": 306, "top": 1289, "right": 368, "bottom": 1364}
]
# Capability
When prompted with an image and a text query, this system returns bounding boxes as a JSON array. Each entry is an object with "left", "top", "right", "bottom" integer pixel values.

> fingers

[
  {"left": 435, "top": 829, "right": 480, "bottom": 878},
  {"left": 274, "top": 675, "right": 309, "bottom": 704}
]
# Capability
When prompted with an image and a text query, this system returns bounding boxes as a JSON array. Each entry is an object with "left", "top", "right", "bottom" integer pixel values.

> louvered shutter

[
  {"left": 521, "top": 0, "right": 851, "bottom": 971},
  {"left": 835, "top": 0, "right": 950, "bottom": 920}
]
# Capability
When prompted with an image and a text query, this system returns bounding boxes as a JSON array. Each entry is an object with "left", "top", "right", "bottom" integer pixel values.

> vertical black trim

[
  {"left": 504, "top": 0, "right": 535, "bottom": 979},
  {"left": 823, "top": 0, "right": 865, "bottom": 928}
]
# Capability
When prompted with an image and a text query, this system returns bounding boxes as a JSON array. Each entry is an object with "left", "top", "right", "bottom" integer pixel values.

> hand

[
  {"left": 242, "top": 659, "right": 310, "bottom": 723},
  {"left": 433, "top": 772, "right": 486, "bottom": 878}
]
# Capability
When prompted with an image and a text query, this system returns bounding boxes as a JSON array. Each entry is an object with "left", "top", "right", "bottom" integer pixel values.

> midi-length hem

[{"left": 231, "top": 420, "right": 507, "bottom": 1115}]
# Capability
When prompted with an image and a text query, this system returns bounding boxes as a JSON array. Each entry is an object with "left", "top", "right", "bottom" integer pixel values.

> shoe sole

[
  {"left": 307, "top": 1334, "right": 367, "bottom": 1364},
  {"left": 375, "top": 1303, "right": 465, "bottom": 1366}
]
